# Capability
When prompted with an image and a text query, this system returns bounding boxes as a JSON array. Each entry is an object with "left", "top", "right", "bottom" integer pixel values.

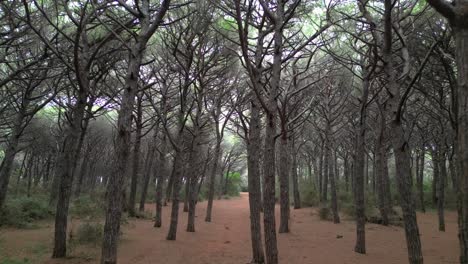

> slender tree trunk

[
  {"left": 278, "top": 133, "right": 290, "bottom": 233},
  {"left": 52, "top": 88, "right": 87, "bottom": 258},
  {"left": 417, "top": 149, "right": 426, "bottom": 212},
  {"left": 139, "top": 132, "right": 156, "bottom": 212},
  {"left": 322, "top": 141, "right": 329, "bottom": 202},
  {"left": 166, "top": 150, "right": 184, "bottom": 240},
  {"left": 154, "top": 132, "right": 167, "bottom": 227},
  {"left": 453, "top": 24, "right": 468, "bottom": 264},
  {"left": 376, "top": 108, "right": 389, "bottom": 225},
  {"left": 329, "top": 149, "right": 340, "bottom": 223},
  {"left": 247, "top": 95, "right": 265, "bottom": 263},
  {"left": 353, "top": 71, "right": 370, "bottom": 254},
  {"left": 128, "top": 94, "right": 143, "bottom": 217},
  {"left": 205, "top": 136, "right": 221, "bottom": 222},
  {"left": 438, "top": 148, "right": 447, "bottom": 231},
  {"left": 292, "top": 150, "right": 301, "bottom": 209},
  {"left": 101, "top": 43, "right": 142, "bottom": 264},
  {"left": 431, "top": 149, "right": 440, "bottom": 206}
]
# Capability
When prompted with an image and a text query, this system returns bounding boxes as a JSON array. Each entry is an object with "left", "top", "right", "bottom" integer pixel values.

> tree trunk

[
  {"left": 417, "top": 149, "right": 426, "bottom": 212},
  {"left": 353, "top": 72, "right": 370, "bottom": 254},
  {"left": 322, "top": 142, "right": 329, "bottom": 202},
  {"left": 292, "top": 149, "right": 301, "bottom": 209},
  {"left": 101, "top": 42, "right": 143, "bottom": 263},
  {"left": 328, "top": 145, "right": 340, "bottom": 224},
  {"left": 0, "top": 107, "right": 26, "bottom": 208},
  {"left": 205, "top": 140, "right": 220, "bottom": 222},
  {"left": 52, "top": 87, "right": 87, "bottom": 258},
  {"left": 454, "top": 24, "right": 468, "bottom": 264},
  {"left": 154, "top": 132, "right": 167, "bottom": 227},
  {"left": 438, "top": 148, "right": 447, "bottom": 231},
  {"left": 431, "top": 149, "right": 440, "bottom": 206},
  {"left": 278, "top": 133, "right": 290, "bottom": 233},
  {"left": 139, "top": 130, "right": 157, "bottom": 212},
  {"left": 166, "top": 150, "right": 184, "bottom": 240},
  {"left": 376, "top": 108, "right": 389, "bottom": 226},
  {"left": 128, "top": 94, "right": 143, "bottom": 217},
  {"left": 246, "top": 94, "right": 265, "bottom": 263}
]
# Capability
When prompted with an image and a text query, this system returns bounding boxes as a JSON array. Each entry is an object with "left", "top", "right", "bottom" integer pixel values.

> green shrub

[
  {"left": 74, "top": 222, "right": 103, "bottom": 245},
  {"left": 0, "top": 196, "right": 52, "bottom": 228},
  {"left": 299, "top": 181, "right": 319, "bottom": 207},
  {"left": 318, "top": 205, "right": 331, "bottom": 221},
  {"left": 70, "top": 195, "right": 104, "bottom": 218}
]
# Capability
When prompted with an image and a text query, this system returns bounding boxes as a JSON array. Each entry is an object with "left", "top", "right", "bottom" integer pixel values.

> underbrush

[
  {"left": 0, "top": 258, "right": 31, "bottom": 264},
  {"left": 73, "top": 222, "right": 103, "bottom": 245},
  {"left": 0, "top": 196, "right": 52, "bottom": 228},
  {"left": 70, "top": 194, "right": 105, "bottom": 219}
]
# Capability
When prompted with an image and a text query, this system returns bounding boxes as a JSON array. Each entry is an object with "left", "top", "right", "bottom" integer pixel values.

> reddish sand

[{"left": 0, "top": 192, "right": 459, "bottom": 264}]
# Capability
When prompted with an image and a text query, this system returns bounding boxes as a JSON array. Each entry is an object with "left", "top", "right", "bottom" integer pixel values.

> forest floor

[{"left": 0, "top": 192, "right": 459, "bottom": 264}]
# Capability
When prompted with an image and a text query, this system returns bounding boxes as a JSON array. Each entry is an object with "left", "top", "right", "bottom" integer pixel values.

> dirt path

[{"left": 1, "top": 192, "right": 459, "bottom": 264}]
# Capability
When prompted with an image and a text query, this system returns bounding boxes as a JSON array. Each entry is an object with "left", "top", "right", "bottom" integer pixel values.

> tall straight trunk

[
  {"left": 431, "top": 149, "right": 440, "bottom": 205},
  {"left": 205, "top": 139, "right": 220, "bottom": 222},
  {"left": 453, "top": 22, "right": 468, "bottom": 264},
  {"left": 183, "top": 177, "right": 189, "bottom": 212},
  {"left": 26, "top": 154, "right": 33, "bottom": 197},
  {"left": 417, "top": 149, "right": 426, "bottom": 212},
  {"left": 329, "top": 146, "right": 340, "bottom": 224},
  {"left": 154, "top": 132, "right": 167, "bottom": 227},
  {"left": 247, "top": 95, "right": 265, "bottom": 263},
  {"left": 165, "top": 161, "right": 175, "bottom": 205},
  {"left": 139, "top": 129, "right": 157, "bottom": 212},
  {"left": 384, "top": 1, "right": 423, "bottom": 261},
  {"left": 128, "top": 94, "right": 143, "bottom": 217},
  {"left": 322, "top": 142, "right": 329, "bottom": 202},
  {"left": 353, "top": 70, "right": 370, "bottom": 254},
  {"left": 438, "top": 148, "right": 447, "bottom": 231},
  {"left": 263, "top": 110, "right": 278, "bottom": 264},
  {"left": 0, "top": 106, "right": 26, "bottom": 208},
  {"left": 344, "top": 156, "right": 349, "bottom": 193},
  {"left": 292, "top": 150, "right": 301, "bottom": 209},
  {"left": 187, "top": 128, "right": 202, "bottom": 232},
  {"left": 318, "top": 147, "right": 323, "bottom": 200},
  {"left": 101, "top": 43, "right": 143, "bottom": 264},
  {"left": 52, "top": 87, "right": 88, "bottom": 258},
  {"left": 75, "top": 152, "right": 90, "bottom": 197},
  {"left": 166, "top": 149, "right": 184, "bottom": 240},
  {"left": 375, "top": 108, "right": 389, "bottom": 225},
  {"left": 278, "top": 133, "right": 290, "bottom": 233}
]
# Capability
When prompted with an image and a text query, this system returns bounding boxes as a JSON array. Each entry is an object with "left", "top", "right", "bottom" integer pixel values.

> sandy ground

[{"left": 0, "top": 192, "right": 459, "bottom": 264}]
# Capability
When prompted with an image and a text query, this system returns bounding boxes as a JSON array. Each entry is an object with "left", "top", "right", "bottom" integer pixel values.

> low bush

[
  {"left": 70, "top": 195, "right": 104, "bottom": 218},
  {"left": 318, "top": 205, "right": 331, "bottom": 221},
  {"left": 74, "top": 222, "right": 103, "bottom": 245},
  {"left": 0, "top": 196, "right": 52, "bottom": 228}
]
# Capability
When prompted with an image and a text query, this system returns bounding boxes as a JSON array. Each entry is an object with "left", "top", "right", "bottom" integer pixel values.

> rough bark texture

[
  {"left": 375, "top": 107, "right": 390, "bottom": 225},
  {"left": 353, "top": 74, "right": 369, "bottom": 254},
  {"left": 383, "top": 1, "right": 423, "bottom": 261},
  {"left": 278, "top": 134, "right": 290, "bottom": 233},
  {"left": 328, "top": 144, "right": 340, "bottom": 224},
  {"left": 52, "top": 91, "right": 87, "bottom": 258},
  {"left": 291, "top": 148, "right": 301, "bottom": 209},
  {"left": 154, "top": 132, "right": 167, "bottom": 228},
  {"left": 128, "top": 94, "right": 143, "bottom": 217},
  {"left": 247, "top": 95, "right": 265, "bottom": 263},
  {"left": 437, "top": 148, "right": 446, "bottom": 231}
]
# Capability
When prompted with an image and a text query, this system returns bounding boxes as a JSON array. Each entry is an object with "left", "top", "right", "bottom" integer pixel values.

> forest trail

[{"left": 1, "top": 192, "right": 459, "bottom": 264}]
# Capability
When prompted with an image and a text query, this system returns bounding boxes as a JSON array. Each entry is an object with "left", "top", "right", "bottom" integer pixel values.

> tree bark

[
  {"left": 128, "top": 94, "right": 143, "bottom": 217},
  {"left": 278, "top": 133, "right": 290, "bottom": 233}
]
